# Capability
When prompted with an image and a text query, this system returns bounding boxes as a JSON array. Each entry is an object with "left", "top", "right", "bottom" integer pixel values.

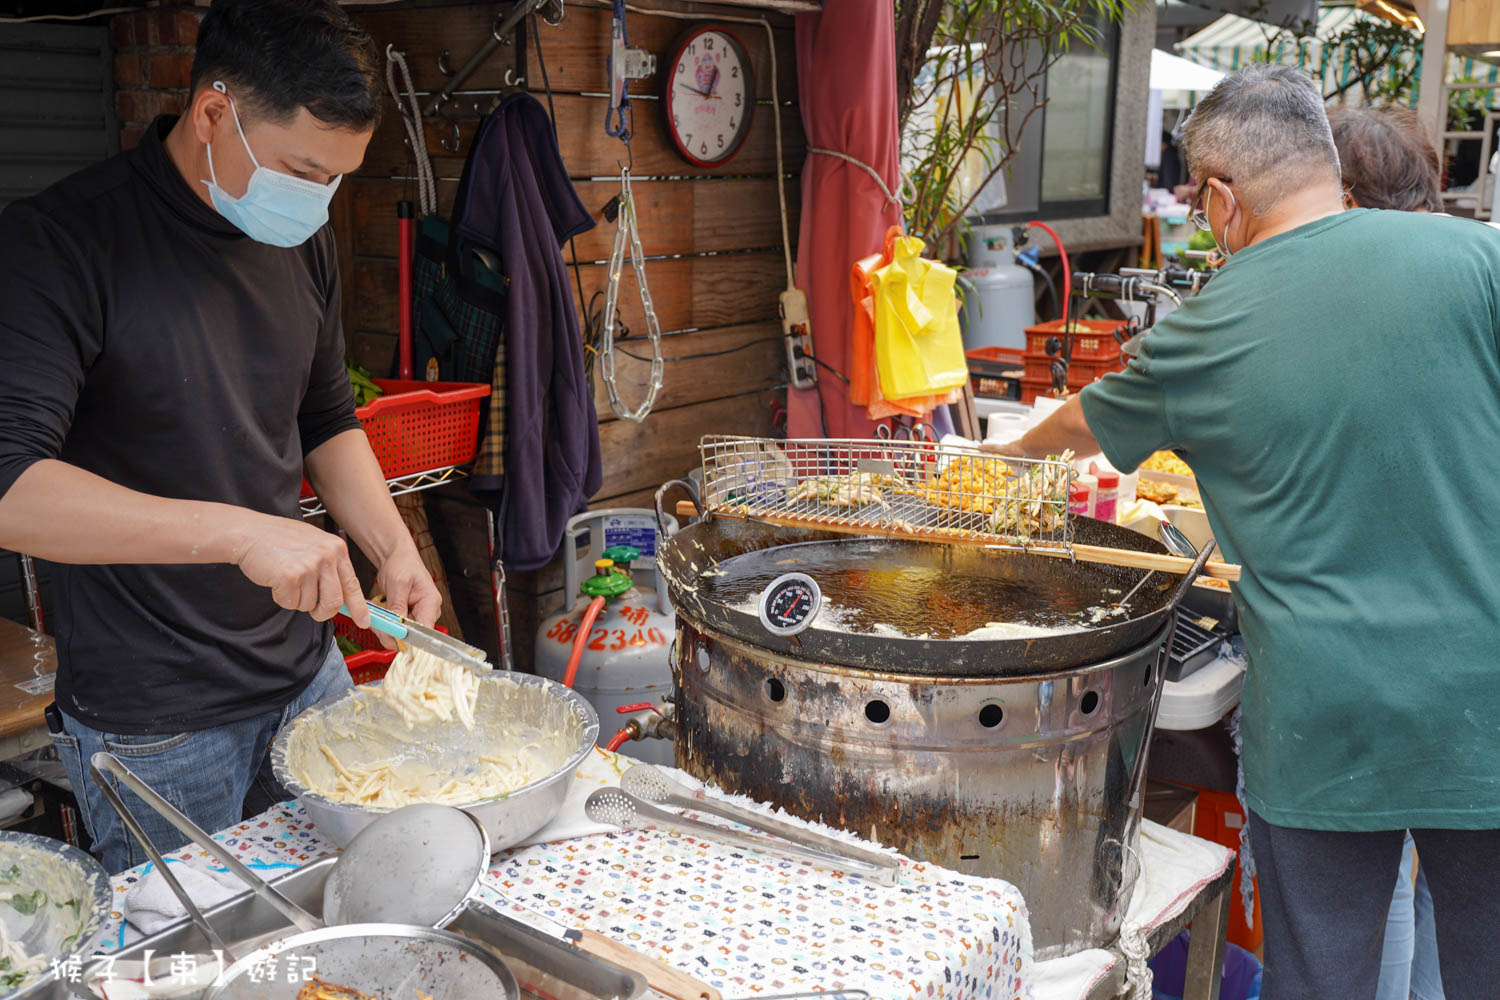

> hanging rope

[
  {"left": 386, "top": 44, "right": 437, "bottom": 216},
  {"left": 806, "top": 147, "right": 902, "bottom": 210}
]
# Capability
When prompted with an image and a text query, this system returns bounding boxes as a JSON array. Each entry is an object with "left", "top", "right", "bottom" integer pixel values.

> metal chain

[{"left": 600, "top": 166, "right": 663, "bottom": 423}]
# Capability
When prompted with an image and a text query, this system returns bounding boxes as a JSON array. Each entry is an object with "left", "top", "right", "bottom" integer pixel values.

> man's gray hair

[{"left": 1178, "top": 63, "right": 1341, "bottom": 217}]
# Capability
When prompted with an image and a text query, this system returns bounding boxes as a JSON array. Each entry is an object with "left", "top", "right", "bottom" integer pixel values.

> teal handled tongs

[{"left": 340, "top": 603, "right": 492, "bottom": 673}]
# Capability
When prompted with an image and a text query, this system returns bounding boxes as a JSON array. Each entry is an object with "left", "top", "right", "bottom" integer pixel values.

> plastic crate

[
  {"left": 1021, "top": 352, "right": 1125, "bottom": 384},
  {"left": 1023, "top": 319, "right": 1131, "bottom": 361},
  {"left": 1019, "top": 370, "right": 1123, "bottom": 404},
  {"left": 965, "top": 346, "right": 1025, "bottom": 400},
  {"left": 301, "top": 379, "right": 490, "bottom": 497},
  {"left": 1185, "top": 784, "right": 1264, "bottom": 954}
]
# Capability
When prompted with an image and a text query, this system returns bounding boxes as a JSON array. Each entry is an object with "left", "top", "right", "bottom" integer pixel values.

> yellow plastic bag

[{"left": 872, "top": 235, "right": 970, "bottom": 400}]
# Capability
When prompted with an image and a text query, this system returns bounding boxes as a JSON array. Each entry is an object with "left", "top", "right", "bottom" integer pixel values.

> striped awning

[{"left": 1175, "top": 5, "right": 1499, "bottom": 101}]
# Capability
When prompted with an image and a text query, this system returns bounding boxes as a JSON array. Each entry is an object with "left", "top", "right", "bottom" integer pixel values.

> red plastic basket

[
  {"left": 1023, "top": 319, "right": 1130, "bottom": 362},
  {"left": 301, "top": 379, "right": 490, "bottom": 497},
  {"left": 333, "top": 612, "right": 449, "bottom": 685},
  {"left": 344, "top": 648, "right": 397, "bottom": 685}
]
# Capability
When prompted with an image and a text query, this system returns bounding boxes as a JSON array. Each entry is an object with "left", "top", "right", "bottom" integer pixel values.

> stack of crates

[{"left": 1020, "top": 318, "right": 1131, "bottom": 404}]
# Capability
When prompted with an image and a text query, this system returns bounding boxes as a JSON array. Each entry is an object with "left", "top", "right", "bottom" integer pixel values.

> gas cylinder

[
  {"left": 960, "top": 226, "right": 1034, "bottom": 351},
  {"left": 534, "top": 509, "right": 675, "bottom": 765}
]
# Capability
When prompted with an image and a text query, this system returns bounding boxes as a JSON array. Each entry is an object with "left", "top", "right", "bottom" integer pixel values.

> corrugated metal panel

[{"left": 0, "top": 22, "right": 117, "bottom": 210}]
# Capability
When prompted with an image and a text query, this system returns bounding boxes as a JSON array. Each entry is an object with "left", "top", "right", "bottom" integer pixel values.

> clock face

[{"left": 663, "top": 27, "right": 755, "bottom": 167}]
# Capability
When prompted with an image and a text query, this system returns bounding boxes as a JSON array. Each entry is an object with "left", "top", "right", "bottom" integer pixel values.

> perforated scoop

[
  {"left": 323, "top": 803, "right": 489, "bottom": 927},
  {"left": 585, "top": 787, "right": 897, "bottom": 885},
  {"left": 584, "top": 788, "right": 637, "bottom": 828},
  {"left": 621, "top": 765, "right": 899, "bottom": 877}
]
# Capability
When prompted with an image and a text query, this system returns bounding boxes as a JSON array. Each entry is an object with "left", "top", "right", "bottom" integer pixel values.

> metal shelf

[{"left": 300, "top": 464, "right": 471, "bottom": 519}]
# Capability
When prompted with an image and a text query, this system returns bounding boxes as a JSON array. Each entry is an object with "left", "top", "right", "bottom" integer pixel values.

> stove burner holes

[
  {"left": 978, "top": 704, "right": 1004, "bottom": 729},
  {"left": 864, "top": 699, "right": 891, "bottom": 726},
  {"left": 764, "top": 677, "right": 786, "bottom": 703},
  {"left": 1080, "top": 690, "right": 1100, "bottom": 716}
]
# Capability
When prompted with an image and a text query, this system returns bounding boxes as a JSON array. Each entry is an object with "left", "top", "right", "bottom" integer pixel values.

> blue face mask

[{"left": 202, "top": 81, "right": 341, "bottom": 247}]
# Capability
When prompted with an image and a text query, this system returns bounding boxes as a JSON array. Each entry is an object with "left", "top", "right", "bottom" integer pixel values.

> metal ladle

[{"left": 90, "top": 753, "right": 487, "bottom": 932}]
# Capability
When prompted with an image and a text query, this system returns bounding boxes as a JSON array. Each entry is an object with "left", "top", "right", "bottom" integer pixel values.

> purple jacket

[{"left": 457, "top": 93, "right": 601, "bottom": 571}]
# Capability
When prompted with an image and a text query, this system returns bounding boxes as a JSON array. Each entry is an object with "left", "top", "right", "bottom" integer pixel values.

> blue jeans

[
  {"left": 1249, "top": 813, "right": 1491, "bottom": 1000},
  {"left": 1381, "top": 833, "right": 1447, "bottom": 1000},
  {"left": 50, "top": 643, "right": 352, "bottom": 873}
]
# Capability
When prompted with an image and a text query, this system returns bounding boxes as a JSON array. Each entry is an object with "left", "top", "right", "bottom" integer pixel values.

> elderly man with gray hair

[{"left": 988, "top": 64, "right": 1500, "bottom": 998}]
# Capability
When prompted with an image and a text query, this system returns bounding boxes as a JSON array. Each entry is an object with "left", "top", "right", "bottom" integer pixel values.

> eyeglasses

[{"left": 1189, "top": 178, "right": 1232, "bottom": 231}]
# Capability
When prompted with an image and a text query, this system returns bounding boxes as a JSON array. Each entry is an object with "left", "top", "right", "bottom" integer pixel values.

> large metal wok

[{"left": 659, "top": 514, "right": 1183, "bottom": 676}]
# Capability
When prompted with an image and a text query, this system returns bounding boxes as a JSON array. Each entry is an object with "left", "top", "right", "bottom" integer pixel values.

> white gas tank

[
  {"left": 961, "top": 227, "right": 1034, "bottom": 351},
  {"left": 533, "top": 510, "right": 676, "bottom": 765}
]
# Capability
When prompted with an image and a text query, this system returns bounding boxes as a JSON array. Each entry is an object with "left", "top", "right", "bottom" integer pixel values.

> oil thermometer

[{"left": 757, "top": 572, "right": 822, "bottom": 637}]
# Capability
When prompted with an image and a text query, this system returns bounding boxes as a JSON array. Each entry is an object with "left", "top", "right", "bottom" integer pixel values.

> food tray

[
  {"left": 300, "top": 379, "right": 489, "bottom": 498},
  {"left": 1166, "top": 612, "right": 1223, "bottom": 682},
  {"left": 51, "top": 857, "right": 645, "bottom": 1000},
  {"left": 1183, "top": 578, "right": 1238, "bottom": 634}
]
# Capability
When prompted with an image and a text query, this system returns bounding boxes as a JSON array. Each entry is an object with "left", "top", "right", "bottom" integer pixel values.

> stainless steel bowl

[
  {"left": 271, "top": 673, "right": 598, "bottom": 851},
  {"left": 0, "top": 831, "right": 111, "bottom": 1000},
  {"left": 205, "top": 922, "right": 519, "bottom": 999}
]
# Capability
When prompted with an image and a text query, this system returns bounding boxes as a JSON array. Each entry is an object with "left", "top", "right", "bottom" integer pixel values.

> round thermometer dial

[{"left": 757, "top": 573, "right": 822, "bottom": 637}]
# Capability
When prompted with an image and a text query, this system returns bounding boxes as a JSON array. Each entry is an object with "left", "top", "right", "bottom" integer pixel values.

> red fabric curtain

[{"left": 785, "top": 0, "right": 903, "bottom": 439}]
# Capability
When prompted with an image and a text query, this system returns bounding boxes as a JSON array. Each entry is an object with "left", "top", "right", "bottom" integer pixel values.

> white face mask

[{"left": 201, "top": 81, "right": 341, "bottom": 247}]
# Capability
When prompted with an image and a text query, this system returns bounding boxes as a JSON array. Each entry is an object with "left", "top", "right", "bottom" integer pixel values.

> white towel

[{"left": 122, "top": 862, "right": 244, "bottom": 936}]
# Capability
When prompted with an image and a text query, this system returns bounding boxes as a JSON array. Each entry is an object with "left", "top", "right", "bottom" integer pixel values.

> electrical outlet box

[{"left": 779, "top": 289, "right": 817, "bottom": 389}]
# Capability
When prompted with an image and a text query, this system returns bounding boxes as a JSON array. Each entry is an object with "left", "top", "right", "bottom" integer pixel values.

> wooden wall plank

[
  {"left": 348, "top": 176, "right": 798, "bottom": 261},
  {"left": 596, "top": 389, "right": 777, "bottom": 498},
  {"left": 358, "top": 91, "right": 805, "bottom": 181},
  {"left": 351, "top": 250, "right": 786, "bottom": 337},
  {"left": 358, "top": 4, "right": 797, "bottom": 101},
  {"left": 593, "top": 321, "right": 784, "bottom": 420}
]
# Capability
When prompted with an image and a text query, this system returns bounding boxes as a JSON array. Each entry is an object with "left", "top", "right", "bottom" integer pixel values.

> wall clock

[{"left": 662, "top": 26, "right": 755, "bottom": 167}]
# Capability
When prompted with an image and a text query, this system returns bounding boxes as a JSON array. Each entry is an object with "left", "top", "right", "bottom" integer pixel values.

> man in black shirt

[{"left": 0, "top": 0, "right": 441, "bottom": 872}]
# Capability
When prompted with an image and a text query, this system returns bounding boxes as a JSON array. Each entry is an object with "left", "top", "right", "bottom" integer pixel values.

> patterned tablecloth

[{"left": 96, "top": 750, "right": 1036, "bottom": 999}]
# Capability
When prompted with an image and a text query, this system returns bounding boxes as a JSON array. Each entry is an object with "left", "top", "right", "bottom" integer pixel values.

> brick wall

[{"left": 111, "top": 8, "right": 201, "bottom": 150}]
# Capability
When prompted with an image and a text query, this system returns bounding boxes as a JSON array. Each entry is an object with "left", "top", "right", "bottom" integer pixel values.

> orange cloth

[{"left": 849, "top": 225, "right": 960, "bottom": 419}]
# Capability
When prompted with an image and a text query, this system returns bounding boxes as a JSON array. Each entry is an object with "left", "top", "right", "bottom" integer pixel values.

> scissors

[{"left": 876, "top": 421, "right": 934, "bottom": 443}]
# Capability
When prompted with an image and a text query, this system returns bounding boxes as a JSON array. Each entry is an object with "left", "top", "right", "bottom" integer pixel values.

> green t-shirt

[{"left": 1081, "top": 208, "right": 1500, "bottom": 831}]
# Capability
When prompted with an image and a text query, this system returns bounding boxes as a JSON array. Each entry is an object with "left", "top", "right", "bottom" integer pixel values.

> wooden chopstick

[{"left": 672, "top": 501, "right": 1242, "bottom": 582}]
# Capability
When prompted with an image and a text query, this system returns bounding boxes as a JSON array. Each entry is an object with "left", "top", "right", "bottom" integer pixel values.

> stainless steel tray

[{"left": 40, "top": 857, "right": 644, "bottom": 1000}]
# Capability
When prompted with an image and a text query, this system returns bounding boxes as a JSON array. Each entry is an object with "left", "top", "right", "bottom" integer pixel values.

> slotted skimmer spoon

[
  {"left": 620, "top": 764, "right": 899, "bottom": 880},
  {"left": 585, "top": 788, "right": 898, "bottom": 885}
]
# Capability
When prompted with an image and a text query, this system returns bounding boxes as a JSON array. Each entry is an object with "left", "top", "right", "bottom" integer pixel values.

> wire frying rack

[{"left": 697, "top": 436, "right": 1076, "bottom": 553}]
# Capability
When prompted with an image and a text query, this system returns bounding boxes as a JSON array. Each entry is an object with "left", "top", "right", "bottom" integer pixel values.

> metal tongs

[
  {"left": 589, "top": 766, "right": 901, "bottom": 886},
  {"left": 342, "top": 602, "right": 491, "bottom": 673}
]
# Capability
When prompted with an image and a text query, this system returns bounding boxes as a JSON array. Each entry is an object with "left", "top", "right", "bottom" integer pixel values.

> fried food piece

[
  {"left": 297, "top": 977, "right": 377, "bottom": 1000},
  {"left": 1135, "top": 479, "right": 1180, "bottom": 505},
  {"left": 1141, "top": 451, "right": 1194, "bottom": 477}
]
